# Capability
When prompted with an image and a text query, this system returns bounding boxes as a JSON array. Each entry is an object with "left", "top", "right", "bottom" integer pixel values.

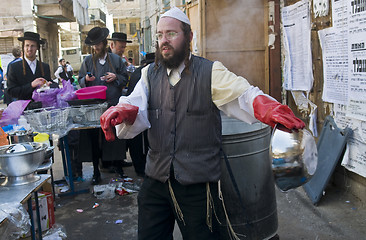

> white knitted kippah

[{"left": 160, "top": 7, "right": 191, "bottom": 26}]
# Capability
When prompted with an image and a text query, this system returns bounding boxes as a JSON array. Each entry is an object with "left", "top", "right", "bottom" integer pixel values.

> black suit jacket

[{"left": 7, "top": 59, "right": 53, "bottom": 100}]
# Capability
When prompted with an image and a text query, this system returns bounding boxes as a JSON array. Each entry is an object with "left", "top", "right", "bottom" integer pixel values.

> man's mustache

[{"left": 161, "top": 43, "right": 173, "bottom": 49}]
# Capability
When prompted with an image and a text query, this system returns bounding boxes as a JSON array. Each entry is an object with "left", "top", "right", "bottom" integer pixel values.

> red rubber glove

[
  {"left": 253, "top": 95, "right": 305, "bottom": 130},
  {"left": 100, "top": 103, "right": 139, "bottom": 141}
]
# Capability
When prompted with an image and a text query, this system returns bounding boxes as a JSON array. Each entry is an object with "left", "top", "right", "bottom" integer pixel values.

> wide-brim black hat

[
  {"left": 85, "top": 27, "right": 109, "bottom": 45},
  {"left": 145, "top": 53, "right": 155, "bottom": 64},
  {"left": 18, "top": 32, "right": 45, "bottom": 44},
  {"left": 108, "top": 32, "right": 132, "bottom": 43}
]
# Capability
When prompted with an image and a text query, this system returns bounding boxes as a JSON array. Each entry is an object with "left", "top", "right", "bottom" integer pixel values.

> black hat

[
  {"left": 108, "top": 32, "right": 132, "bottom": 43},
  {"left": 85, "top": 27, "right": 109, "bottom": 45},
  {"left": 145, "top": 53, "right": 155, "bottom": 64},
  {"left": 18, "top": 32, "right": 45, "bottom": 44}
]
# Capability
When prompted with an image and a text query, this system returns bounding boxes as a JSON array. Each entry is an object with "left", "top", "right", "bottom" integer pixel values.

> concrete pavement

[{"left": 49, "top": 139, "right": 366, "bottom": 240}]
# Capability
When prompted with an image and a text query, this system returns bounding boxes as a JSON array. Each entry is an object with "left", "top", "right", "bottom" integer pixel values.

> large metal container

[
  {"left": 219, "top": 114, "right": 278, "bottom": 239},
  {"left": 0, "top": 142, "right": 53, "bottom": 186},
  {"left": 0, "top": 142, "right": 47, "bottom": 177}
]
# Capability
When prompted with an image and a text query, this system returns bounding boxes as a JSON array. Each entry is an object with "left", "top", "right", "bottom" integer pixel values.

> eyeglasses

[{"left": 155, "top": 32, "right": 180, "bottom": 41}]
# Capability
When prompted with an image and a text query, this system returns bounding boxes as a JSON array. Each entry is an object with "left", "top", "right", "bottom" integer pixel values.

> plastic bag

[
  {"left": 57, "top": 80, "right": 77, "bottom": 108},
  {"left": 32, "top": 87, "right": 61, "bottom": 108},
  {"left": 93, "top": 184, "right": 116, "bottom": 199},
  {"left": 0, "top": 202, "right": 31, "bottom": 239},
  {"left": 0, "top": 100, "right": 31, "bottom": 126},
  {"left": 43, "top": 223, "right": 67, "bottom": 240}
]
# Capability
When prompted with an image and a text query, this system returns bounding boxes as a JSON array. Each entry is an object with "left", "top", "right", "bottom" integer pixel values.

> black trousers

[
  {"left": 138, "top": 176, "right": 220, "bottom": 240},
  {"left": 88, "top": 128, "right": 101, "bottom": 176},
  {"left": 68, "top": 130, "right": 82, "bottom": 177},
  {"left": 126, "top": 131, "right": 148, "bottom": 176}
]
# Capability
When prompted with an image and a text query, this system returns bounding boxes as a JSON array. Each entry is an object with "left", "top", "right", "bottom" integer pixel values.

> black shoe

[
  {"left": 121, "top": 160, "right": 133, "bottom": 167},
  {"left": 114, "top": 168, "right": 127, "bottom": 178},
  {"left": 92, "top": 175, "right": 101, "bottom": 185},
  {"left": 136, "top": 172, "right": 145, "bottom": 178}
]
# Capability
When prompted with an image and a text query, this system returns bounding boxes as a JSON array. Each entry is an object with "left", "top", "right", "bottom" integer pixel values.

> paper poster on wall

[
  {"left": 281, "top": 0, "right": 314, "bottom": 91},
  {"left": 334, "top": 104, "right": 366, "bottom": 178},
  {"left": 318, "top": 27, "right": 348, "bottom": 104},
  {"left": 313, "top": 0, "right": 329, "bottom": 18},
  {"left": 347, "top": 2, "right": 366, "bottom": 121},
  {"left": 291, "top": 91, "right": 318, "bottom": 137},
  {"left": 332, "top": 0, "right": 348, "bottom": 28}
]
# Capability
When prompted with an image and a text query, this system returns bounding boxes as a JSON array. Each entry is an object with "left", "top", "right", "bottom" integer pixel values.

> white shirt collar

[
  {"left": 25, "top": 57, "right": 37, "bottom": 66},
  {"left": 99, "top": 53, "right": 108, "bottom": 65},
  {"left": 25, "top": 57, "right": 37, "bottom": 74}
]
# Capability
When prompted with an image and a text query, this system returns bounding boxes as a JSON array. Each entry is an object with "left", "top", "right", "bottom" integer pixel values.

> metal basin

[
  {"left": 270, "top": 125, "right": 318, "bottom": 192},
  {"left": 0, "top": 142, "right": 47, "bottom": 177}
]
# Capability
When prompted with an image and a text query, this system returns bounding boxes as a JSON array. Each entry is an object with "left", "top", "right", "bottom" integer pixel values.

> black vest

[
  {"left": 146, "top": 55, "right": 222, "bottom": 185},
  {"left": 58, "top": 66, "right": 73, "bottom": 82}
]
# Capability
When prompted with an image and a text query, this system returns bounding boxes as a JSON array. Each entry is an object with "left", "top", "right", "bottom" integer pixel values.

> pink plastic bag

[
  {"left": 0, "top": 100, "right": 31, "bottom": 126},
  {"left": 57, "top": 80, "right": 77, "bottom": 108},
  {"left": 32, "top": 87, "right": 60, "bottom": 108},
  {"left": 32, "top": 80, "right": 76, "bottom": 108}
]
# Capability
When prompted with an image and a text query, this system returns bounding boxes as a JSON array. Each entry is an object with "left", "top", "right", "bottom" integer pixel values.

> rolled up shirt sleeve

[
  {"left": 115, "top": 65, "right": 151, "bottom": 139},
  {"left": 54, "top": 66, "right": 62, "bottom": 79},
  {"left": 212, "top": 61, "right": 274, "bottom": 123}
]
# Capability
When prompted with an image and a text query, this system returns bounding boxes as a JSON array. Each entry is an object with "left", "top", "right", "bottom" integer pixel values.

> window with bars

[
  {"left": 0, "top": 38, "right": 14, "bottom": 54},
  {"left": 130, "top": 23, "right": 137, "bottom": 35},
  {"left": 119, "top": 23, "right": 127, "bottom": 33}
]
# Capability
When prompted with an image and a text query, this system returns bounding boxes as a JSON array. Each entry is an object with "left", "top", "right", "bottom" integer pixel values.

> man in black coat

[
  {"left": 78, "top": 27, "right": 129, "bottom": 184},
  {"left": 7, "top": 32, "right": 56, "bottom": 102}
]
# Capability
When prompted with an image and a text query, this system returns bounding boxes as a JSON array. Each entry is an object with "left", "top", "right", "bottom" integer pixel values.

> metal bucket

[{"left": 219, "top": 114, "right": 278, "bottom": 239}]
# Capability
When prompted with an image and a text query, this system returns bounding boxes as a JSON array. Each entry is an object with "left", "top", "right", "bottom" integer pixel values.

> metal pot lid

[
  {"left": 8, "top": 130, "right": 34, "bottom": 136},
  {"left": 0, "top": 142, "right": 44, "bottom": 155}
]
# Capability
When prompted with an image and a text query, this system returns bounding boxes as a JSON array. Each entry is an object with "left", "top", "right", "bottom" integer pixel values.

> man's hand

[
  {"left": 31, "top": 78, "right": 49, "bottom": 88},
  {"left": 100, "top": 103, "right": 139, "bottom": 141},
  {"left": 104, "top": 72, "right": 117, "bottom": 83},
  {"left": 253, "top": 95, "right": 305, "bottom": 130},
  {"left": 86, "top": 74, "right": 96, "bottom": 82}
]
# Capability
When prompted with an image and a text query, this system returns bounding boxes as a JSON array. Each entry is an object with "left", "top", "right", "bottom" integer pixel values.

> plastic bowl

[{"left": 76, "top": 86, "right": 107, "bottom": 100}]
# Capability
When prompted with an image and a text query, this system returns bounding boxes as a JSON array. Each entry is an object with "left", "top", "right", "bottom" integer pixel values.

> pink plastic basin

[{"left": 76, "top": 86, "right": 107, "bottom": 100}]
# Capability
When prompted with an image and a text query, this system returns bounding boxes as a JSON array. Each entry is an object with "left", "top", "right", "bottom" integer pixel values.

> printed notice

[
  {"left": 281, "top": 0, "right": 314, "bottom": 91},
  {"left": 334, "top": 104, "right": 366, "bottom": 177},
  {"left": 332, "top": 0, "right": 348, "bottom": 28},
  {"left": 318, "top": 27, "right": 348, "bottom": 104},
  {"left": 347, "top": 1, "right": 366, "bottom": 121}
]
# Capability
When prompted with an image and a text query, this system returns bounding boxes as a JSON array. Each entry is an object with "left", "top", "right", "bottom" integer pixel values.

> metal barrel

[{"left": 218, "top": 114, "right": 278, "bottom": 239}]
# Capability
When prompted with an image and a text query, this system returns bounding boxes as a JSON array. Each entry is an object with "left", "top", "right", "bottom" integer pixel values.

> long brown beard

[
  {"left": 93, "top": 47, "right": 107, "bottom": 61},
  {"left": 156, "top": 38, "right": 190, "bottom": 69}
]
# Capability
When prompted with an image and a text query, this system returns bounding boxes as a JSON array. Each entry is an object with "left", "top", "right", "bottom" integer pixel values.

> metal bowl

[
  {"left": 7, "top": 130, "right": 38, "bottom": 144},
  {"left": 0, "top": 142, "right": 47, "bottom": 177},
  {"left": 270, "top": 125, "right": 318, "bottom": 192}
]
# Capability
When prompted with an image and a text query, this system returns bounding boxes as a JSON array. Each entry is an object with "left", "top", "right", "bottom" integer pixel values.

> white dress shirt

[
  {"left": 25, "top": 58, "right": 37, "bottom": 74},
  {"left": 115, "top": 59, "right": 275, "bottom": 139}
]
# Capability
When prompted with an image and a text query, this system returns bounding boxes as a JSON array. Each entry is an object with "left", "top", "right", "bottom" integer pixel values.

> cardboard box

[{"left": 31, "top": 191, "right": 55, "bottom": 232}]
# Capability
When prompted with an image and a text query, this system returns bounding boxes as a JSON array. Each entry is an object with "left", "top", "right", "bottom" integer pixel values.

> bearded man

[
  {"left": 78, "top": 27, "right": 129, "bottom": 184},
  {"left": 100, "top": 7, "right": 304, "bottom": 239}
]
